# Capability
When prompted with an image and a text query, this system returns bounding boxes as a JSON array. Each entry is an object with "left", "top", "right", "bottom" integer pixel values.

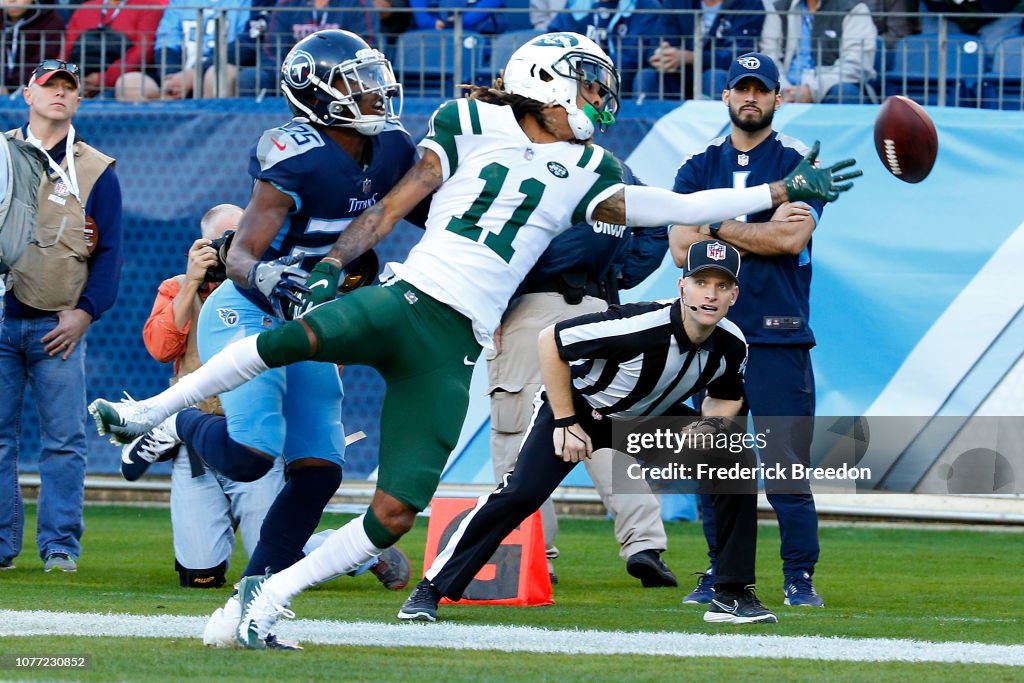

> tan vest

[
  {"left": 170, "top": 274, "right": 224, "bottom": 416},
  {"left": 6, "top": 128, "right": 114, "bottom": 311}
]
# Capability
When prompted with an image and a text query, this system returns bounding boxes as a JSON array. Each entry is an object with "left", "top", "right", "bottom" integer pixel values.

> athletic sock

[
  {"left": 145, "top": 335, "right": 268, "bottom": 420},
  {"left": 265, "top": 514, "right": 384, "bottom": 604},
  {"left": 175, "top": 408, "right": 274, "bottom": 482},
  {"left": 243, "top": 465, "right": 342, "bottom": 579}
]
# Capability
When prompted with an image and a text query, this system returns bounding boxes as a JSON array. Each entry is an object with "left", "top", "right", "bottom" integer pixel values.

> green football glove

[
  {"left": 294, "top": 259, "right": 342, "bottom": 318},
  {"left": 783, "top": 141, "right": 862, "bottom": 203}
]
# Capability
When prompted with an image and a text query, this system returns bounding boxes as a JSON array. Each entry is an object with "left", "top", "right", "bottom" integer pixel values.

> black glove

[
  {"left": 784, "top": 141, "right": 862, "bottom": 202},
  {"left": 247, "top": 254, "right": 310, "bottom": 320}
]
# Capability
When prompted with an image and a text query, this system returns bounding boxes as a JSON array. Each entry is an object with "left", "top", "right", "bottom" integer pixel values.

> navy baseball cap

[
  {"left": 726, "top": 52, "right": 779, "bottom": 90},
  {"left": 684, "top": 240, "right": 741, "bottom": 282}
]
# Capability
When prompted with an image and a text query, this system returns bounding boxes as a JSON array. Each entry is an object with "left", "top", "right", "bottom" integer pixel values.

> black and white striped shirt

[{"left": 554, "top": 300, "right": 747, "bottom": 419}]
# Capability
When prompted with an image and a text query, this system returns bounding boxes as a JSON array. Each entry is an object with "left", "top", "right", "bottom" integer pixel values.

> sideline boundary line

[{"left": 1, "top": 610, "right": 1022, "bottom": 666}]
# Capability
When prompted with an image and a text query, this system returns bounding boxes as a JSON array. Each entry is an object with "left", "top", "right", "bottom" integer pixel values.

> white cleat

[
  {"left": 203, "top": 593, "right": 242, "bottom": 648},
  {"left": 88, "top": 395, "right": 162, "bottom": 445}
]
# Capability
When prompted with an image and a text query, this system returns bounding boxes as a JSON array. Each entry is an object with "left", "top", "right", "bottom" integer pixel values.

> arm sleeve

[
  {"left": 571, "top": 149, "right": 625, "bottom": 225},
  {"left": 618, "top": 223, "right": 668, "bottom": 289},
  {"left": 77, "top": 165, "right": 123, "bottom": 321},
  {"left": 141, "top": 278, "right": 190, "bottom": 363},
  {"left": 624, "top": 184, "right": 773, "bottom": 228}
]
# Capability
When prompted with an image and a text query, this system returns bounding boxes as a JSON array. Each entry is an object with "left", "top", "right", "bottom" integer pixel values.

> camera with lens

[{"left": 202, "top": 230, "right": 235, "bottom": 284}]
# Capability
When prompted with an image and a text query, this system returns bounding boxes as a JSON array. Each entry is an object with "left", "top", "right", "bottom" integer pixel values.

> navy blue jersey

[
  {"left": 673, "top": 131, "right": 824, "bottom": 346},
  {"left": 241, "top": 120, "right": 417, "bottom": 312}
]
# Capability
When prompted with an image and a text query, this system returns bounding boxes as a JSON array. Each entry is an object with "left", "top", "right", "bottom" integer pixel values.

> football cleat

[
  {"left": 397, "top": 578, "right": 441, "bottom": 622},
  {"left": 88, "top": 395, "right": 162, "bottom": 445},
  {"left": 370, "top": 546, "right": 411, "bottom": 591},
  {"left": 704, "top": 586, "right": 778, "bottom": 625},
  {"left": 236, "top": 574, "right": 295, "bottom": 650},
  {"left": 121, "top": 415, "right": 180, "bottom": 481},
  {"left": 203, "top": 592, "right": 242, "bottom": 648}
]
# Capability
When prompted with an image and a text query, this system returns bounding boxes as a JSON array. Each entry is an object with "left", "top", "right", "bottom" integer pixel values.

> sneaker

[
  {"left": 0, "top": 558, "right": 15, "bottom": 571},
  {"left": 43, "top": 552, "right": 77, "bottom": 573},
  {"left": 397, "top": 578, "right": 442, "bottom": 622},
  {"left": 236, "top": 574, "right": 296, "bottom": 650},
  {"left": 625, "top": 549, "right": 678, "bottom": 588},
  {"left": 682, "top": 568, "right": 715, "bottom": 604},
  {"left": 88, "top": 396, "right": 161, "bottom": 445},
  {"left": 370, "top": 546, "right": 411, "bottom": 591},
  {"left": 203, "top": 592, "right": 242, "bottom": 648},
  {"left": 121, "top": 415, "right": 180, "bottom": 481},
  {"left": 784, "top": 571, "right": 825, "bottom": 607},
  {"left": 703, "top": 586, "right": 778, "bottom": 624}
]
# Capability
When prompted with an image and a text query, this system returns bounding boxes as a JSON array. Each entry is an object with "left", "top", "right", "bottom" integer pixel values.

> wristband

[
  {"left": 708, "top": 222, "right": 722, "bottom": 238},
  {"left": 321, "top": 256, "right": 343, "bottom": 267},
  {"left": 553, "top": 416, "right": 578, "bottom": 428}
]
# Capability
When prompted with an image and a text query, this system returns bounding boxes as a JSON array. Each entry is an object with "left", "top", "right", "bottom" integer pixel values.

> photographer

[{"left": 139, "top": 203, "right": 287, "bottom": 589}]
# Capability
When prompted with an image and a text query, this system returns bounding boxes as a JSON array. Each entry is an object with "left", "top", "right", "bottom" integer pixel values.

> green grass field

[{"left": 0, "top": 504, "right": 1022, "bottom": 681}]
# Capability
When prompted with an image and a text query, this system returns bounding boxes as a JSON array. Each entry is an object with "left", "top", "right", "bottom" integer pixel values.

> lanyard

[
  {"left": 26, "top": 124, "right": 82, "bottom": 203},
  {"left": 6, "top": 19, "right": 25, "bottom": 78}
]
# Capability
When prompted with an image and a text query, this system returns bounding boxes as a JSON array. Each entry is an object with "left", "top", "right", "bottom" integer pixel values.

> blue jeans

[{"left": 0, "top": 314, "right": 88, "bottom": 563}]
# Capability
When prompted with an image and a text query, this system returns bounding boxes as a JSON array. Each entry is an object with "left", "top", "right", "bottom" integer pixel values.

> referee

[{"left": 399, "top": 240, "right": 777, "bottom": 625}]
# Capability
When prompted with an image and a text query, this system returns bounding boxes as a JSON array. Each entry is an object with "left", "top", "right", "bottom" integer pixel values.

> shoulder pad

[{"left": 256, "top": 122, "right": 325, "bottom": 172}]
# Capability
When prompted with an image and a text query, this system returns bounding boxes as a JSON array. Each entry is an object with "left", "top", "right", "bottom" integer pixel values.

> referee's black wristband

[{"left": 553, "top": 416, "right": 578, "bottom": 428}]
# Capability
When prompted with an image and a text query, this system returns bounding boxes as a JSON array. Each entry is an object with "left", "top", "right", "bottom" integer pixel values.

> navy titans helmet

[{"left": 280, "top": 29, "right": 402, "bottom": 136}]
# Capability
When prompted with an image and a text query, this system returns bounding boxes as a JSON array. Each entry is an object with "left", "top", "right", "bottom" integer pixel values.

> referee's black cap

[{"left": 684, "top": 240, "right": 741, "bottom": 282}]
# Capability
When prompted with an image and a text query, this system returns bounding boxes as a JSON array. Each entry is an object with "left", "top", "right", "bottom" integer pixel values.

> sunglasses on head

[{"left": 35, "top": 60, "right": 81, "bottom": 77}]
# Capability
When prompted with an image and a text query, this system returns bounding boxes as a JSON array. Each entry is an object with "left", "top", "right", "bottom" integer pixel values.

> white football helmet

[{"left": 502, "top": 32, "right": 620, "bottom": 141}]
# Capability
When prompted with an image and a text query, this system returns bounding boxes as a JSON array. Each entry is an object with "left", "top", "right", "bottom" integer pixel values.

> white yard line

[{"left": 1, "top": 610, "right": 1022, "bottom": 666}]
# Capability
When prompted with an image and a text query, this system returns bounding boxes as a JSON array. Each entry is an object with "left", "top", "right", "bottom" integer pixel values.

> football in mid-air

[{"left": 873, "top": 96, "right": 938, "bottom": 183}]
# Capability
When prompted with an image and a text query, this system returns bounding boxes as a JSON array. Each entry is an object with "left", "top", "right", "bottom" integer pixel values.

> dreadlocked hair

[{"left": 459, "top": 76, "right": 575, "bottom": 141}]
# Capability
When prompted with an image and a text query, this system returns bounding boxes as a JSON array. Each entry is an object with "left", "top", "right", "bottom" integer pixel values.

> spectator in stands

[
  {"left": 61, "top": 0, "right": 167, "bottom": 99},
  {"left": 115, "top": 0, "right": 251, "bottom": 101},
  {"left": 761, "top": 0, "right": 878, "bottom": 103},
  {"left": 133, "top": 204, "right": 287, "bottom": 589},
  {"left": 531, "top": 0, "right": 566, "bottom": 30},
  {"left": 237, "top": 0, "right": 382, "bottom": 97},
  {"left": 638, "top": 0, "right": 764, "bottom": 100},
  {"left": 921, "top": 0, "right": 1024, "bottom": 55},
  {"left": 867, "top": 0, "right": 919, "bottom": 50},
  {"left": 547, "top": 0, "right": 666, "bottom": 95},
  {"left": 0, "top": 61, "right": 123, "bottom": 573},
  {"left": 375, "top": 0, "right": 412, "bottom": 45},
  {"left": 1, "top": 1, "right": 66, "bottom": 94},
  {"left": 410, "top": 0, "right": 507, "bottom": 34}
]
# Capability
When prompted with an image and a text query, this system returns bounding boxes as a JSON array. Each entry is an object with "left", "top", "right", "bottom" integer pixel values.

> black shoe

[
  {"left": 626, "top": 550, "right": 678, "bottom": 588},
  {"left": 397, "top": 579, "right": 442, "bottom": 622},
  {"left": 703, "top": 586, "right": 778, "bottom": 624}
]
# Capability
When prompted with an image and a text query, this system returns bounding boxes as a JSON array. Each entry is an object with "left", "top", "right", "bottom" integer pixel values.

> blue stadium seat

[
  {"left": 477, "top": 29, "right": 542, "bottom": 84},
  {"left": 885, "top": 33, "right": 984, "bottom": 107},
  {"left": 981, "top": 36, "right": 1024, "bottom": 110},
  {"left": 502, "top": 0, "right": 535, "bottom": 32},
  {"left": 396, "top": 30, "right": 485, "bottom": 97}
]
